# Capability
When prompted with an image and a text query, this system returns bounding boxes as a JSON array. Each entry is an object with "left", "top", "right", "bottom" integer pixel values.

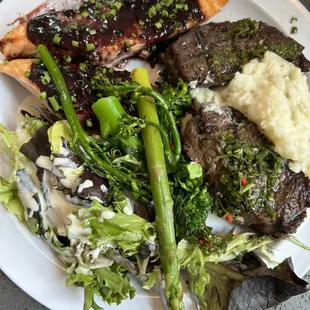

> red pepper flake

[
  {"left": 190, "top": 104, "right": 195, "bottom": 111},
  {"left": 241, "top": 176, "right": 247, "bottom": 187},
  {"left": 225, "top": 213, "right": 233, "bottom": 223},
  {"left": 170, "top": 141, "right": 175, "bottom": 151},
  {"left": 199, "top": 238, "right": 206, "bottom": 246}
]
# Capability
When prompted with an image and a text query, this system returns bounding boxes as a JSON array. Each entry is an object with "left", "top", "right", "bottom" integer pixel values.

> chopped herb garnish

[
  {"left": 42, "top": 71, "right": 51, "bottom": 85},
  {"left": 114, "top": 2, "right": 123, "bottom": 10},
  {"left": 71, "top": 96, "right": 77, "bottom": 103},
  {"left": 86, "top": 119, "right": 93, "bottom": 127},
  {"left": 148, "top": 6, "right": 157, "bottom": 18},
  {"left": 86, "top": 43, "right": 96, "bottom": 51},
  {"left": 34, "top": 59, "right": 42, "bottom": 65},
  {"left": 139, "top": 20, "right": 145, "bottom": 26},
  {"left": 72, "top": 40, "right": 79, "bottom": 47},
  {"left": 40, "top": 91, "right": 47, "bottom": 100},
  {"left": 89, "top": 29, "right": 97, "bottom": 35},
  {"left": 162, "top": 10, "right": 169, "bottom": 17},
  {"left": 107, "top": 9, "right": 116, "bottom": 17},
  {"left": 124, "top": 40, "right": 131, "bottom": 51},
  {"left": 71, "top": 25, "right": 78, "bottom": 30},
  {"left": 81, "top": 11, "right": 89, "bottom": 18},
  {"left": 48, "top": 96, "right": 60, "bottom": 111},
  {"left": 53, "top": 35, "right": 61, "bottom": 44},
  {"left": 291, "top": 16, "right": 298, "bottom": 23},
  {"left": 24, "top": 71, "right": 30, "bottom": 78},
  {"left": 291, "top": 26, "right": 298, "bottom": 34},
  {"left": 2, "top": 60, "right": 9, "bottom": 65},
  {"left": 154, "top": 21, "right": 163, "bottom": 29},
  {"left": 63, "top": 55, "right": 72, "bottom": 62},
  {"left": 79, "top": 63, "right": 87, "bottom": 70},
  {"left": 95, "top": 2, "right": 103, "bottom": 9}
]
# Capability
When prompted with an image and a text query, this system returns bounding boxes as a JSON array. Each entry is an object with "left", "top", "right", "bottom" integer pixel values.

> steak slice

[
  {"left": 182, "top": 104, "right": 310, "bottom": 237},
  {"left": 165, "top": 19, "right": 310, "bottom": 88}
]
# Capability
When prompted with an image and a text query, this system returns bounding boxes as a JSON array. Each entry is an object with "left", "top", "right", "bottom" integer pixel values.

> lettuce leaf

[
  {"left": 47, "top": 120, "right": 72, "bottom": 154},
  {"left": 82, "top": 201, "right": 156, "bottom": 256},
  {"left": 177, "top": 233, "right": 308, "bottom": 310},
  {"left": 0, "top": 124, "right": 28, "bottom": 182},
  {"left": 22, "top": 115, "right": 47, "bottom": 137},
  {"left": 142, "top": 265, "right": 162, "bottom": 290},
  {"left": 0, "top": 178, "right": 25, "bottom": 222},
  {"left": 66, "top": 264, "right": 136, "bottom": 310}
]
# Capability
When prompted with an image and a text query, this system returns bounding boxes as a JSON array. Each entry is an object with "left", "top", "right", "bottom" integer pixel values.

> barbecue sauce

[
  {"left": 29, "top": 61, "right": 130, "bottom": 126},
  {"left": 27, "top": 0, "right": 204, "bottom": 63}
]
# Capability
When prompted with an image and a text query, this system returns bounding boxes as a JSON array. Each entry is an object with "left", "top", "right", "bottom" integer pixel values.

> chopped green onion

[
  {"left": 34, "top": 58, "right": 42, "bottom": 65},
  {"left": 71, "top": 25, "right": 78, "bottom": 30},
  {"left": 131, "top": 32, "right": 137, "bottom": 37},
  {"left": 86, "top": 43, "right": 95, "bottom": 51},
  {"left": 114, "top": 2, "right": 122, "bottom": 10},
  {"left": 90, "top": 0, "right": 95, "bottom": 3},
  {"left": 63, "top": 55, "right": 72, "bottom": 62},
  {"left": 53, "top": 35, "right": 61, "bottom": 44},
  {"left": 71, "top": 96, "right": 77, "bottom": 103},
  {"left": 79, "top": 63, "right": 87, "bottom": 70},
  {"left": 40, "top": 91, "right": 47, "bottom": 100},
  {"left": 107, "top": 9, "right": 116, "bottom": 17},
  {"left": 291, "top": 26, "right": 298, "bottom": 34},
  {"left": 124, "top": 40, "right": 131, "bottom": 51},
  {"left": 89, "top": 29, "right": 97, "bottom": 35},
  {"left": 24, "top": 71, "right": 30, "bottom": 78},
  {"left": 151, "top": 45, "right": 157, "bottom": 52},
  {"left": 291, "top": 16, "right": 298, "bottom": 23},
  {"left": 72, "top": 40, "right": 79, "bottom": 47},
  {"left": 139, "top": 20, "right": 145, "bottom": 26},
  {"left": 148, "top": 6, "right": 157, "bottom": 18},
  {"left": 86, "top": 119, "right": 93, "bottom": 127},
  {"left": 48, "top": 96, "right": 60, "bottom": 111},
  {"left": 81, "top": 11, "right": 89, "bottom": 18},
  {"left": 2, "top": 60, "right": 9, "bottom": 65},
  {"left": 42, "top": 71, "right": 51, "bottom": 85},
  {"left": 77, "top": 80, "right": 85, "bottom": 87},
  {"left": 95, "top": 2, "right": 103, "bottom": 9},
  {"left": 162, "top": 9, "right": 169, "bottom": 17},
  {"left": 154, "top": 21, "right": 163, "bottom": 29}
]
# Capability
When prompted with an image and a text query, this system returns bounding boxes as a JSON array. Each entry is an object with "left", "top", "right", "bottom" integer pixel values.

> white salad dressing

[
  {"left": 42, "top": 170, "right": 78, "bottom": 236},
  {"left": 16, "top": 163, "right": 43, "bottom": 218},
  {"left": 67, "top": 213, "right": 92, "bottom": 245},
  {"left": 99, "top": 210, "right": 116, "bottom": 221},
  {"left": 100, "top": 184, "right": 108, "bottom": 194},
  {"left": 36, "top": 156, "right": 53, "bottom": 171},
  {"left": 77, "top": 180, "right": 94, "bottom": 194}
]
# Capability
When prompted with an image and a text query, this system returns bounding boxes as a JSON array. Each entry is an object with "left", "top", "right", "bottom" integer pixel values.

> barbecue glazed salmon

[{"left": 0, "top": 0, "right": 229, "bottom": 64}]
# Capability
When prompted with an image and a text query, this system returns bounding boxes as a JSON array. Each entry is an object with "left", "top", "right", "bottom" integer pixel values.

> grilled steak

[
  {"left": 165, "top": 19, "right": 310, "bottom": 87},
  {"left": 0, "top": 0, "right": 228, "bottom": 64},
  {"left": 182, "top": 103, "right": 310, "bottom": 237}
]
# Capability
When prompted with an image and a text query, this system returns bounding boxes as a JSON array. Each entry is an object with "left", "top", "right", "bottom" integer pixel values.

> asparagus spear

[{"left": 131, "top": 68, "right": 184, "bottom": 310}]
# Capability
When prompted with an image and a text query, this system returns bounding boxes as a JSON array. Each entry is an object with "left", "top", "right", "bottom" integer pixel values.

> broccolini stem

[
  {"left": 37, "top": 45, "right": 147, "bottom": 192},
  {"left": 96, "top": 83, "right": 181, "bottom": 167},
  {"left": 92, "top": 96, "right": 125, "bottom": 137},
  {"left": 132, "top": 68, "right": 184, "bottom": 310}
]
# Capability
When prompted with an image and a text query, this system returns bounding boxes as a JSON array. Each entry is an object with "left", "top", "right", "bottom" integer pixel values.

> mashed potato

[{"left": 192, "top": 51, "right": 310, "bottom": 177}]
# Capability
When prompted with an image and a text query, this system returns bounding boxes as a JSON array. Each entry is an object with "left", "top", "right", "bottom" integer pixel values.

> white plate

[{"left": 1, "top": 0, "right": 310, "bottom": 309}]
